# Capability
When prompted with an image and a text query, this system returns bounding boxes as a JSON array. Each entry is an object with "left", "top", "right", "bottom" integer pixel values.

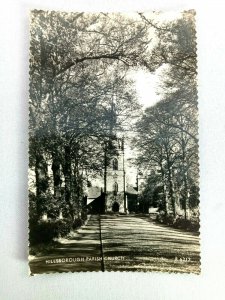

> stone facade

[
  {"left": 105, "top": 139, "right": 126, "bottom": 212},
  {"left": 87, "top": 137, "right": 127, "bottom": 213}
]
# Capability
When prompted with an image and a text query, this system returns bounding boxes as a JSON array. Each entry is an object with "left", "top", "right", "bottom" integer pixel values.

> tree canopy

[{"left": 29, "top": 10, "right": 199, "bottom": 224}]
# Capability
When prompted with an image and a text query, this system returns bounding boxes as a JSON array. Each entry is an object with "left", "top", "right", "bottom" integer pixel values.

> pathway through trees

[{"left": 29, "top": 215, "right": 200, "bottom": 274}]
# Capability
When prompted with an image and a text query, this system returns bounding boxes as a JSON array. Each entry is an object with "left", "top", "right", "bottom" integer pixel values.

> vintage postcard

[{"left": 28, "top": 10, "right": 200, "bottom": 275}]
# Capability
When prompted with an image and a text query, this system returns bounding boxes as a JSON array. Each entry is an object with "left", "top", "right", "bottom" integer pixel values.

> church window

[
  {"left": 112, "top": 158, "right": 118, "bottom": 170},
  {"left": 113, "top": 182, "right": 118, "bottom": 195}
]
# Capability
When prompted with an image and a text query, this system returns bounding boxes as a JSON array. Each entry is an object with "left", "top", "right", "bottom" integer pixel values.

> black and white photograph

[{"left": 28, "top": 10, "right": 200, "bottom": 275}]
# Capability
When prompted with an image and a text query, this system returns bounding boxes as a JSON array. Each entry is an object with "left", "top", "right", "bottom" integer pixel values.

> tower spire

[{"left": 110, "top": 94, "right": 116, "bottom": 136}]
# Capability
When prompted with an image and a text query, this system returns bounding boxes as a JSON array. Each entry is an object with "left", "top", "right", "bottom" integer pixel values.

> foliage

[
  {"left": 156, "top": 212, "right": 199, "bottom": 232},
  {"left": 29, "top": 218, "right": 72, "bottom": 245},
  {"left": 28, "top": 10, "right": 199, "bottom": 228},
  {"left": 72, "top": 218, "right": 83, "bottom": 230},
  {"left": 29, "top": 11, "right": 146, "bottom": 220},
  {"left": 132, "top": 11, "right": 199, "bottom": 220}
]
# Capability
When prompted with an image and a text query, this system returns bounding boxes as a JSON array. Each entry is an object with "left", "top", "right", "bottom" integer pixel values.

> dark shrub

[
  {"left": 173, "top": 217, "right": 200, "bottom": 232},
  {"left": 81, "top": 210, "right": 87, "bottom": 222},
  {"left": 29, "top": 221, "right": 57, "bottom": 245},
  {"left": 163, "top": 215, "right": 176, "bottom": 226},
  {"left": 156, "top": 211, "right": 165, "bottom": 223},
  {"left": 72, "top": 218, "right": 83, "bottom": 229},
  {"left": 156, "top": 211, "right": 175, "bottom": 225},
  {"left": 29, "top": 219, "right": 72, "bottom": 246},
  {"left": 156, "top": 212, "right": 199, "bottom": 232},
  {"left": 29, "top": 192, "right": 38, "bottom": 221},
  {"left": 57, "top": 219, "right": 71, "bottom": 236}
]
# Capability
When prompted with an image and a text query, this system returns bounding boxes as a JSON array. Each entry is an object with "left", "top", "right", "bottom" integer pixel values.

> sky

[
  {"left": 128, "top": 69, "right": 161, "bottom": 109},
  {"left": 124, "top": 68, "right": 163, "bottom": 185},
  {"left": 126, "top": 10, "right": 182, "bottom": 109}
]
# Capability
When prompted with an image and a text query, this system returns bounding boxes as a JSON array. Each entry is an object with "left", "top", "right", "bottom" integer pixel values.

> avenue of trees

[
  {"left": 133, "top": 12, "right": 199, "bottom": 226},
  {"left": 29, "top": 10, "right": 199, "bottom": 244}
]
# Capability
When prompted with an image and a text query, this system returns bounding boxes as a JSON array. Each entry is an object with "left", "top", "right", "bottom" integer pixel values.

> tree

[
  {"left": 29, "top": 11, "right": 145, "bottom": 220},
  {"left": 132, "top": 11, "right": 198, "bottom": 219},
  {"left": 29, "top": 10, "right": 199, "bottom": 225}
]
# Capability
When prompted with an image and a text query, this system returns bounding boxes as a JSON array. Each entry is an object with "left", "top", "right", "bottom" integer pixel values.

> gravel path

[
  {"left": 101, "top": 215, "right": 200, "bottom": 274},
  {"left": 29, "top": 215, "right": 200, "bottom": 275}
]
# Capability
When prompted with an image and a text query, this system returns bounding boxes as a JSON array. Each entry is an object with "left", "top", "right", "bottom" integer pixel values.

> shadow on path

[{"left": 29, "top": 214, "right": 200, "bottom": 274}]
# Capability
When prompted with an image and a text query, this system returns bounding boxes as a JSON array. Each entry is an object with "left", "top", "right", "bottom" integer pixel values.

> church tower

[
  {"left": 104, "top": 137, "right": 127, "bottom": 213},
  {"left": 86, "top": 95, "right": 128, "bottom": 213}
]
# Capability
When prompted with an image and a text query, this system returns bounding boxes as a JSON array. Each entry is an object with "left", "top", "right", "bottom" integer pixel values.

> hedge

[
  {"left": 156, "top": 213, "right": 200, "bottom": 232},
  {"left": 29, "top": 219, "right": 71, "bottom": 245}
]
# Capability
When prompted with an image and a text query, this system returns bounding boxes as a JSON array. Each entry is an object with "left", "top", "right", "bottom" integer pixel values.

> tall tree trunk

[
  {"left": 182, "top": 162, "right": 189, "bottom": 220},
  {"left": 51, "top": 151, "right": 61, "bottom": 218},
  {"left": 160, "top": 163, "right": 168, "bottom": 215},
  {"left": 63, "top": 145, "right": 74, "bottom": 220},
  {"left": 181, "top": 133, "right": 189, "bottom": 220},
  {"left": 51, "top": 152, "right": 61, "bottom": 199},
  {"left": 73, "top": 160, "right": 80, "bottom": 218},
  {"left": 165, "top": 148, "right": 176, "bottom": 217},
  {"left": 35, "top": 150, "right": 49, "bottom": 218},
  {"left": 164, "top": 145, "right": 176, "bottom": 217},
  {"left": 73, "top": 148, "right": 85, "bottom": 219},
  {"left": 167, "top": 165, "right": 176, "bottom": 217}
]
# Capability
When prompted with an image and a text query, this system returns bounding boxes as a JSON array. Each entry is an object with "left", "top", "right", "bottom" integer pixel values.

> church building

[{"left": 86, "top": 137, "right": 130, "bottom": 214}]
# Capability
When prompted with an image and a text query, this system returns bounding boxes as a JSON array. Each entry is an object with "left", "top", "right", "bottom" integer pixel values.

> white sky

[
  {"left": 128, "top": 69, "right": 161, "bottom": 109},
  {"left": 126, "top": 10, "right": 182, "bottom": 109},
  {"left": 124, "top": 68, "right": 163, "bottom": 184}
]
